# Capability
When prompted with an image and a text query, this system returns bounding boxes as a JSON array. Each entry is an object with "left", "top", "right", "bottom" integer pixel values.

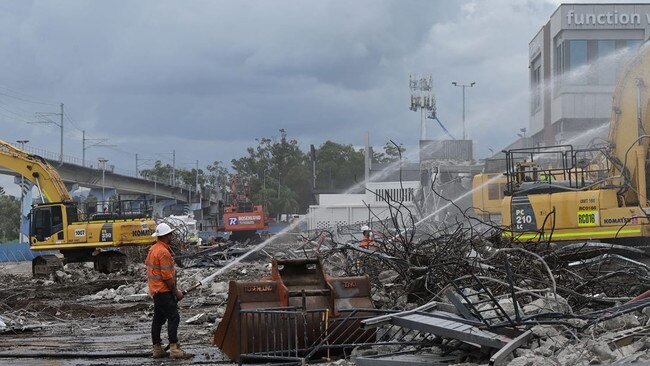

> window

[
  {"left": 487, "top": 183, "right": 504, "bottom": 201},
  {"left": 531, "top": 63, "right": 542, "bottom": 114},
  {"left": 597, "top": 40, "right": 616, "bottom": 85},
  {"left": 66, "top": 204, "right": 79, "bottom": 223},
  {"left": 557, "top": 39, "right": 643, "bottom": 86},
  {"left": 568, "top": 40, "right": 589, "bottom": 85},
  {"left": 554, "top": 40, "right": 565, "bottom": 90},
  {"left": 51, "top": 206, "right": 63, "bottom": 233},
  {"left": 31, "top": 207, "right": 53, "bottom": 241}
]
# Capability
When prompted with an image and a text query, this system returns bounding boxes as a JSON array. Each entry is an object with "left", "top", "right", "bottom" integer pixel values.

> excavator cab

[{"left": 30, "top": 203, "right": 78, "bottom": 244}]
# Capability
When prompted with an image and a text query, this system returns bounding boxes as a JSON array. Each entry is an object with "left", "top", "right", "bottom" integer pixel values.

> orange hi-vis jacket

[
  {"left": 145, "top": 240, "right": 176, "bottom": 296},
  {"left": 360, "top": 237, "right": 378, "bottom": 252}
]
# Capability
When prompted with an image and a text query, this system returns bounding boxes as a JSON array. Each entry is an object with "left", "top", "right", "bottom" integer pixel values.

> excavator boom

[{"left": 0, "top": 140, "right": 71, "bottom": 202}]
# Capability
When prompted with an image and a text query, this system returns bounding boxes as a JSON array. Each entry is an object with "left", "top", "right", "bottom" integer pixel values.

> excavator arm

[
  {"left": 0, "top": 140, "right": 72, "bottom": 203},
  {"left": 608, "top": 41, "right": 650, "bottom": 206}
]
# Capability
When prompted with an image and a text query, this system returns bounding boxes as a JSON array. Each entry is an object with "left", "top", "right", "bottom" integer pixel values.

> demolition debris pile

[
  {"left": 294, "top": 201, "right": 650, "bottom": 365},
  {"left": 3, "top": 201, "right": 650, "bottom": 365}
]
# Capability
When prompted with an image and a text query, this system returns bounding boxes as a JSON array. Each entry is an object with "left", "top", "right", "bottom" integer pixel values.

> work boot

[
  {"left": 169, "top": 343, "right": 193, "bottom": 359},
  {"left": 152, "top": 343, "right": 168, "bottom": 358}
]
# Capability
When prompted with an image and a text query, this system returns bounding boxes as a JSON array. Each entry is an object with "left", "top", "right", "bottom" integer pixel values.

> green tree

[
  {"left": 373, "top": 142, "right": 406, "bottom": 164},
  {"left": 315, "top": 141, "right": 364, "bottom": 190},
  {"left": 140, "top": 161, "right": 207, "bottom": 189},
  {"left": 139, "top": 160, "right": 174, "bottom": 183},
  {"left": 231, "top": 129, "right": 311, "bottom": 216},
  {"left": 0, "top": 188, "right": 20, "bottom": 242},
  {"left": 206, "top": 161, "right": 231, "bottom": 194}
]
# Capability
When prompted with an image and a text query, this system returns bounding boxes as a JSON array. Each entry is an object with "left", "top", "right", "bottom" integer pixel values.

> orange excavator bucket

[{"left": 213, "top": 258, "right": 374, "bottom": 362}]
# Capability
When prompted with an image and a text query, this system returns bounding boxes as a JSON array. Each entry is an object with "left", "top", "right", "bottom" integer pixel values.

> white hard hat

[
  {"left": 361, "top": 225, "right": 371, "bottom": 232},
  {"left": 152, "top": 223, "right": 176, "bottom": 237}
]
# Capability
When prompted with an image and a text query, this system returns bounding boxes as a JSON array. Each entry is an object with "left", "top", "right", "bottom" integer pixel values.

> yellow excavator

[
  {"left": 0, "top": 141, "right": 156, "bottom": 275},
  {"left": 494, "top": 41, "right": 650, "bottom": 244}
]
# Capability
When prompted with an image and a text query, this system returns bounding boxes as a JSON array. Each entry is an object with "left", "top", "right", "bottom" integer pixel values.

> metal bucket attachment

[
  {"left": 32, "top": 255, "right": 63, "bottom": 277},
  {"left": 213, "top": 258, "right": 375, "bottom": 362}
]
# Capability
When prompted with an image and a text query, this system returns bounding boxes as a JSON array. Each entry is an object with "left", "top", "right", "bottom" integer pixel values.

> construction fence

[{"left": 0, "top": 242, "right": 55, "bottom": 263}]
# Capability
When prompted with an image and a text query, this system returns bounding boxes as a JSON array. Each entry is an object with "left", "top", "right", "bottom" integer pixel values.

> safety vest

[
  {"left": 145, "top": 241, "right": 176, "bottom": 296},
  {"left": 360, "top": 237, "right": 378, "bottom": 252}
]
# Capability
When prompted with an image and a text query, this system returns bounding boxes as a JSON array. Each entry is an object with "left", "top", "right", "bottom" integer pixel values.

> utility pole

[
  {"left": 135, "top": 153, "right": 138, "bottom": 177},
  {"left": 33, "top": 103, "right": 64, "bottom": 163},
  {"left": 451, "top": 81, "right": 476, "bottom": 140},
  {"left": 16, "top": 140, "right": 29, "bottom": 244},
  {"left": 364, "top": 132, "right": 370, "bottom": 186},
  {"left": 82, "top": 130, "right": 111, "bottom": 167},
  {"left": 172, "top": 149, "right": 176, "bottom": 185},
  {"left": 195, "top": 160, "right": 199, "bottom": 205},
  {"left": 60, "top": 103, "right": 63, "bottom": 163}
]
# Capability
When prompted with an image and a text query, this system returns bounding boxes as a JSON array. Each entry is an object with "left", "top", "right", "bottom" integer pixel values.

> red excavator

[{"left": 222, "top": 174, "right": 269, "bottom": 242}]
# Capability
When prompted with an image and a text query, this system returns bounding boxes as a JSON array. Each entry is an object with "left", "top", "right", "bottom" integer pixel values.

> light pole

[
  {"left": 451, "top": 81, "right": 476, "bottom": 140},
  {"left": 16, "top": 140, "right": 28, "bottom": 244},
  {"left": 98, "top": 158, "right": 108, "bottom": 206}
]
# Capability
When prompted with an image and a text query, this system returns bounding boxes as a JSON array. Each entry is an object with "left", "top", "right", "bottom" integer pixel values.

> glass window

[
  {"left": 487, "top": 183, "right": 503, "bottom": 201},
  {"left": 31, "top": 207, "right": 52, "bottom": 241},
  {"left": 531, "top": 65, "right": 541, "bottom": 113},
  {"left": 66, "top": 204, "right": 79, "bottom": 223},
  {"left": 627, "top": 39, "right": 642, "bottom": 50},
  {"left": 597, "top": 40, "right": 616, "bottom": 85},
  {"left": 568, "top": 40, "right": 588, "bottom": 85},
  {"left": 554, "top": 41, "right": 564, "bottom": 92}
]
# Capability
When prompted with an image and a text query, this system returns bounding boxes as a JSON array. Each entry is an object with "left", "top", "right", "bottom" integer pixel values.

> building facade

[{"left": 529, "top": 3, "right": 650, "bottom": 146}]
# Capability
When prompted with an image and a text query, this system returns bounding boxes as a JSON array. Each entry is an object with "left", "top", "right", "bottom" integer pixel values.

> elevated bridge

[{"left": 0, "top": 144, "right": 221, "bottom": 228}]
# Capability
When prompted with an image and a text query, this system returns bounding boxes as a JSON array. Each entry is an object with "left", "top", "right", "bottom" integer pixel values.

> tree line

[
  {"left": 0, "top": 129, "right": 403, "bottom": 241},
  {"left": 0, "top": 187, "right": 20, "bottom": 243},
  {"left": 140, "top": 129, "right": 404, "bottom": 217}
]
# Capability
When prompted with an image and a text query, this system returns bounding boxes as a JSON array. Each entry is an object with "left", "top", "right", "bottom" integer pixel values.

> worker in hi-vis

[
  {"left": 359, "top": 225, "right": 378, "bottom": 252},
  {"left": 145, "top": 223, "right": 193, "bottom": 359}
]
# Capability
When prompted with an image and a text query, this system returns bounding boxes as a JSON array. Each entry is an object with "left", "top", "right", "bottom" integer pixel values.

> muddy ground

[
  {"left": 0, "top": 234, "right": 360, "bottom": 366},
  {"left": 0, "top": 261, "right": 231, "bottom": 366}
]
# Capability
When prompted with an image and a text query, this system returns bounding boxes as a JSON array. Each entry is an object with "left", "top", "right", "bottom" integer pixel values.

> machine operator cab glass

[{"left": 30, "top": 203, "right": 78, "bottom": 243}]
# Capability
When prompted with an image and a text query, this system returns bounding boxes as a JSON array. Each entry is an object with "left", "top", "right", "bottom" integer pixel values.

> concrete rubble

[{"left": 2, "top": 218, "right": 650, "bottom": 365}]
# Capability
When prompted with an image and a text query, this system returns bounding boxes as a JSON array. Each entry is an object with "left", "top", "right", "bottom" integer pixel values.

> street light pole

[
  {"left": 451, "top": 81, "right": 476, "bottom": 140},
  {"left": 16, "top": 140, "right": 29, "bottom": 244}
]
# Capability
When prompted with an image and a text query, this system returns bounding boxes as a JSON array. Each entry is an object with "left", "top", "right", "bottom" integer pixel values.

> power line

[
  {"left": 0, "top": 86, "right": 58, "bottom": 106},
  {"left": 63, "top": 110, "right": 84, "bottom": 132},
  {"left": 0, "top": 105, "right": 33, "bottom": 123},
  {"left": 0, "top": 98, "right": 37, "bottom": 116}
]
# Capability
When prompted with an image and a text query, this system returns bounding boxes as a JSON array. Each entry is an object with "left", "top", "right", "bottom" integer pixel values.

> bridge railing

[{"left": 17, "top": 144, "right": 200, "bottom": 195}]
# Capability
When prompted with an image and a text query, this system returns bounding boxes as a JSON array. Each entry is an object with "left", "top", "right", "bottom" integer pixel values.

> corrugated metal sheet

[{"left": 420, "top": 140, "right": 473, "bottom": 161}]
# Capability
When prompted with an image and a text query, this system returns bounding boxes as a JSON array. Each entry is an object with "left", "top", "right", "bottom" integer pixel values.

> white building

[
  {"left": 308, "top": 181, "right": 419, "bottom": 236},
  {"left": 529, "top": 3, "right": 650, "bottom": 146}
]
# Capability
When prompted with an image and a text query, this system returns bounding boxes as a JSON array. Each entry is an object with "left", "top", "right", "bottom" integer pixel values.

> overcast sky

[{"left": 0, "top": 0, "right": 642, "bottom": 195}]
